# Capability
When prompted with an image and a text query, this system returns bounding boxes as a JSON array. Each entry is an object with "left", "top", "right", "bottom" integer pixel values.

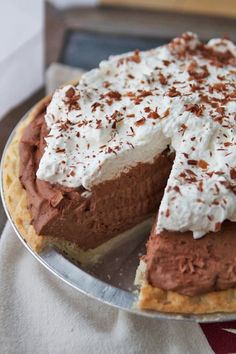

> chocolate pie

[{"left": 3, "top": 33, "right": 236, "bottom": 314}]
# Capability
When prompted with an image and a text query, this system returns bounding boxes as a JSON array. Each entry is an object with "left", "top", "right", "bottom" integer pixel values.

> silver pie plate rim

[{"left": 1, "top": 112, "right": 236, "bottom": 323}]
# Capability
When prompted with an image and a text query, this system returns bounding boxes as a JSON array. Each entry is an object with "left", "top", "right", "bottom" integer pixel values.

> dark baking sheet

[{"left": 60, "top": 30, "right": 170, "bottom": 70}]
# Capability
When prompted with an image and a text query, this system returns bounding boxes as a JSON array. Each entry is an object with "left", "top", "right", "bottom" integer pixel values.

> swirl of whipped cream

[{"left": 37, "top": 33, "right": 236, "bottom": 238}]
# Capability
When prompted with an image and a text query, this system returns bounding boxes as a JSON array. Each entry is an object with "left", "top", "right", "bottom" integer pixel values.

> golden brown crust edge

[
  {"left": 2, "top": 94, "right": 236, "bottom": 314},
  {"left": 136, "top": 261, "right": 236, "bottom": 314},
  {"left": 2, "top": 96, "right": 51, "bottom": 252}
]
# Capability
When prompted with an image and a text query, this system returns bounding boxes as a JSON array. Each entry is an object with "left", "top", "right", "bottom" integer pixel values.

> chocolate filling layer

[
  {"left": 146, "top": 221, "right": 236, "bottom": 296},
  {"left": 19, "top": 108, "right": 173, "bottom": 250}
]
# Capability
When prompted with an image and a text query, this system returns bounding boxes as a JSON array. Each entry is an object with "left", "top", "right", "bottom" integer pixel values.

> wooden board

[{"left": 101, "top": 0, "right": 236, "bottom": 19}]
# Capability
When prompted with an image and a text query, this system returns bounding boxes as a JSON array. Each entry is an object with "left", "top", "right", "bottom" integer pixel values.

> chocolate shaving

[
  {"left": 147, "top": 110, "right": 159, "bottom": 119},
  {"left": 159, "top": 72, "right": 168, "bottom": 85},
  {"left": 168, "top": 87, "right": 181, "bottom": 97},
  {"left": 198, "top": 160, "right": 209, "bottom": 169},
  {"left": 65, "top": 87, "right": 75, "bottom": 98},
  {"left": 55, "top": 147, "right": 65, "bottom": 153},
  {"left": 185, "top": 103, "right": 205, "bottom": 117},
  {"left": 91, "top": 102, "right": 101, "bottom": 112},
  {"left": 135, "top": 118, "right": 146, "bottom": 126},
  {"left": 187, "top": 159, "right": 198, "bottom": 166},
  {"left": 118, "top": 50, "right": 141, "bottom": 66},
  {"left": 162, "top": 108, "right": 170, "bottom": 118},
  {"left": 230, "top": 168, "right": 236, "bottom": 180},
  {"left": 187, "top": 61, "right": 209, "bottom": 80}
]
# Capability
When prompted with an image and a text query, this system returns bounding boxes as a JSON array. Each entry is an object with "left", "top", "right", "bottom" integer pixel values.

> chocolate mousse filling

[
  {"left": 19, "top": 106, "right": 173, "bottom": 250},
  {"left": 146, "top": 221, "right": 236, "bottom": 296}
]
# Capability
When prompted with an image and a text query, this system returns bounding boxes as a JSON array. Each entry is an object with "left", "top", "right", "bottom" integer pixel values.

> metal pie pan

[{"left": 1, "top": 112, "right": 236, "bottom": 323}]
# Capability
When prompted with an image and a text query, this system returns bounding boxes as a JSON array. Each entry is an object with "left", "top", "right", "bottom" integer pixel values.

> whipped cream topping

[{"left": 37, "top": 33, "right": 236, "bottom": 238}]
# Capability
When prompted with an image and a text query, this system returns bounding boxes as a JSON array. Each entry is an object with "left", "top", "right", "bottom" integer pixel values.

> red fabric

[{"left": 200, "top": 322, "right": 236, "bottom": 354}]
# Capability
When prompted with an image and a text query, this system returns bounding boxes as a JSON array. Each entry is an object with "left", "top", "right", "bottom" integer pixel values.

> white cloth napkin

[
  {"left": 46, "top": 63, "right": 85, "bottom": 94},
  {"left": 0, "top": 222, "right": 213, "bottom": 354}
]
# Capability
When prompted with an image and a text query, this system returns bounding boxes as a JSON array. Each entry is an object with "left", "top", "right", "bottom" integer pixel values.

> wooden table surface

[{"left": 0, "top": 4, "right": 235, "bottom": 234}]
